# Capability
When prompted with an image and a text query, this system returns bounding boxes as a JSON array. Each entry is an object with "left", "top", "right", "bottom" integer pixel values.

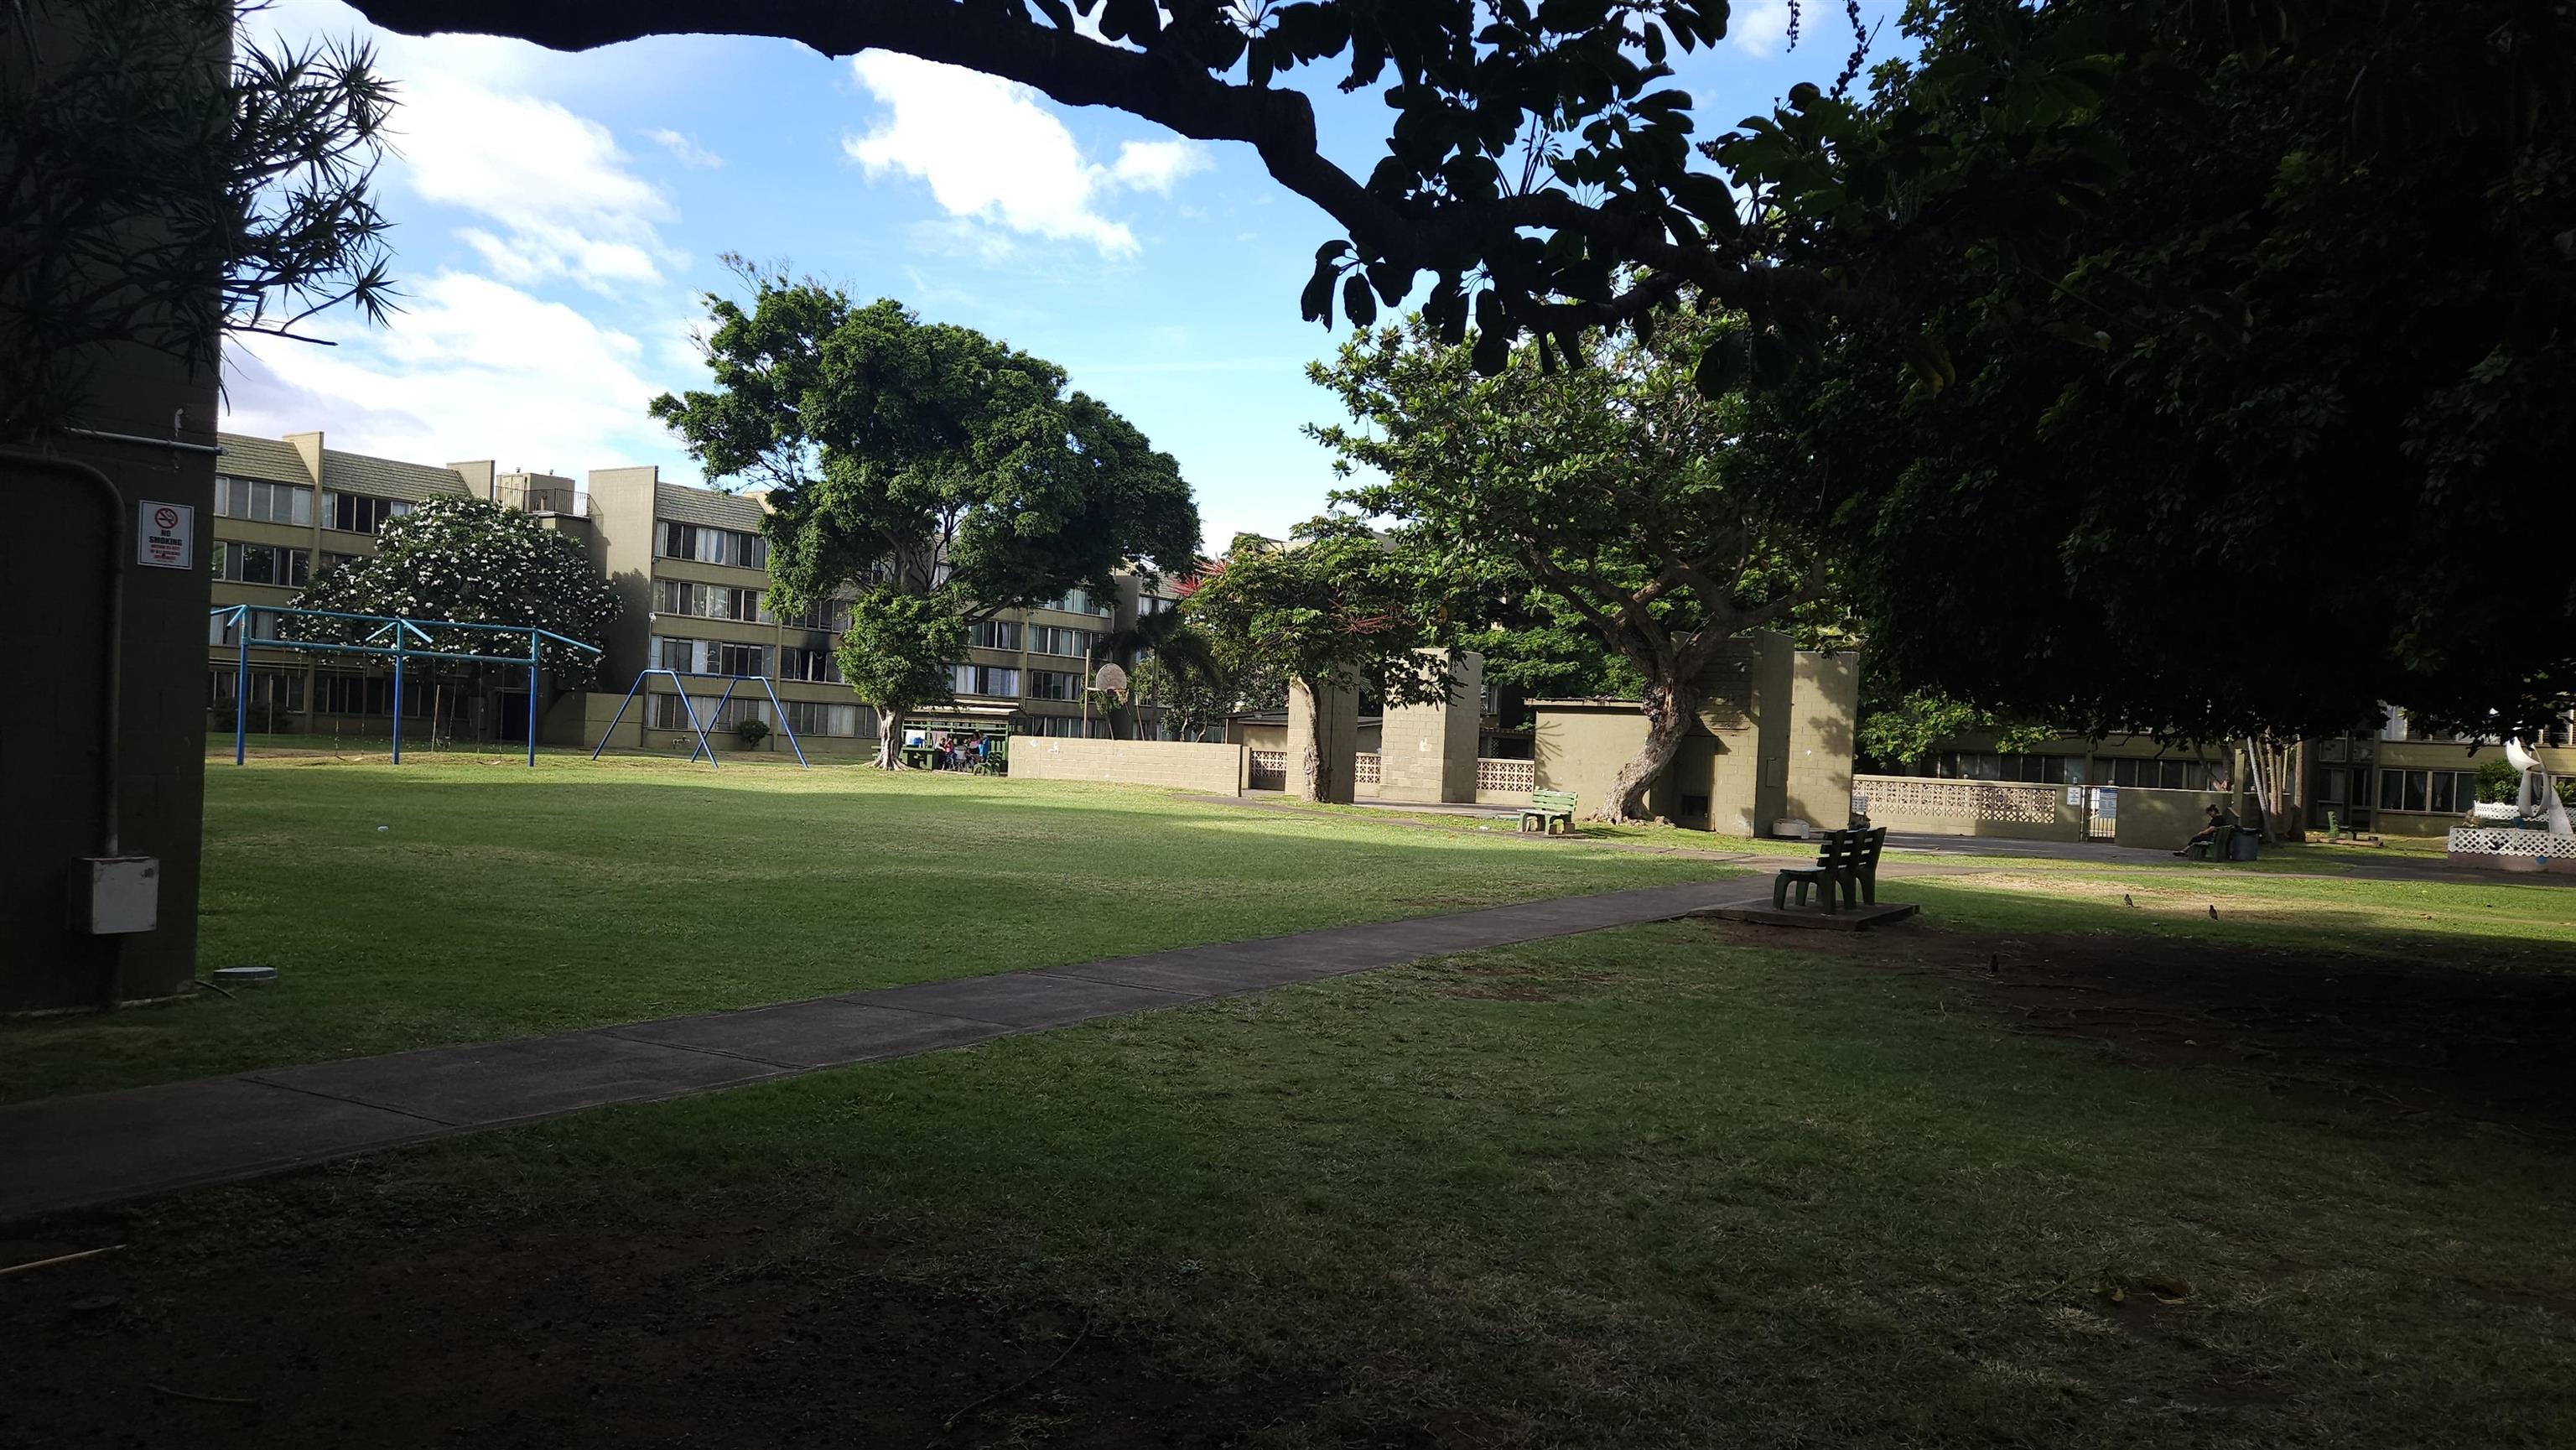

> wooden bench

[
  {"left": 1520, "top": 789, "right": 1579, "bottom": 835},
  {"left": 1773, "top": 826, "right": 1888, "bottom": 912}
]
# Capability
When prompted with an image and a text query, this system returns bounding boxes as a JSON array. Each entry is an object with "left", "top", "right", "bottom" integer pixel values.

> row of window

[
  {"left": 213, "top": 476, "right": 418, "bottom": 534},
  {"left": 644, "top": 694, "right": 870, "bottom": 738},
  {"left": 655, "top": 579, "right": 766, "bottom": 623},
  {"left": 1026, "top": 624, "right": 1103, "bottom": 658},
  {"left": 777, "top": 598, "right": 851, "bottom": 632},
  {"left": 778, "top": 645, "right": 840, "bottom": 683},
  {"left": 658, "top": 521, "right": 768, "bottom": 569},
  {"left": 653, "top": 637, "right": 769, "bottom": 678},
  {"left": 214, "top": 542, "right": 310, "bottom": 587},
  {"left": 1903, "top": 751, "right": 2225, "bottom": 790},
  {"left": 2379, "top": 768, "right": 2481, "bottom": 816}
]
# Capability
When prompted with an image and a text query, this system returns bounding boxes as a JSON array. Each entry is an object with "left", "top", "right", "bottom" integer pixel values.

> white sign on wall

[{"left": 137, "top": 501, "right": 195, "bottom": 569}]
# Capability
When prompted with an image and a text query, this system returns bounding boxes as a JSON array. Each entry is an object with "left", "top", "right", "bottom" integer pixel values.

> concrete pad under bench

[{"left": 1693, "top": 902, "right": 1921, "bottom": 931}]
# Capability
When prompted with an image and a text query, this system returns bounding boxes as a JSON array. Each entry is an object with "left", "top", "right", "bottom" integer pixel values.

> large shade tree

[
  {"left": 651, "top": 267, "right": 1201, "bottom": 765},
  {"left": 1311, "top": 311, "right": 1830, "bottom": 822},
  {"left": 346, "top": 0, "right": 1874, "bottom": 384},
  {"left": 1723, "top": 0, "right": 2576, "bottom": 744}
]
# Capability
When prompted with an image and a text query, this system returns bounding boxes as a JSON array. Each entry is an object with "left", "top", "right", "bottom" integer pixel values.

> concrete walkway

[{"left": 0, "top": 881, "right": 1756, "bottom": 1224}]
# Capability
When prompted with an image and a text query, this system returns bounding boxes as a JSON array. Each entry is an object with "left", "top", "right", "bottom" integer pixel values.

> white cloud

[
  {"left": 843, "top": 53, "right": 1210, "bottom": 257},
  {"left": 392, "top": 72, "right": 681, "bottom": 292},
  {"left": 646, "top": 127, "right": 724, "bottom": 169},
  {"left": 1729, "top": 0, "right": 1794, "bottom": 55},
  {"left": 223, "top": 272, "right": 687, "bottom": 481}
]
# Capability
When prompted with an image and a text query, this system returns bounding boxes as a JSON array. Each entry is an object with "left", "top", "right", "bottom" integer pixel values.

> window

[
  {"left": 652, "top": 636, "right": 701, "bottom": 673},
  {"left": 213, "top": 542, "right": 310, "bottom": 587},
  {"left": 778, "top": 597, "right": 851, "bottom": 632},
  {"left": 1035, "top": 588, "right": 1109, "bottom": 616},
  {"left": 652, "top": 693, "right": 767, "bottom": 731},
  {"left": 1025, "top": 668, "right": 1083, "bottom": 701},
  {"left": 709, "top": 642, "right": 767, "bottom": 677},
  {"left": 208, "top": 608, "right": 284, "bottom": 646},
  {"left": 778, "top": 646, "right": 841, "bottom": 683},
  {"left": 657, "top": 520, "right": 768, "bottom": 569},
  {"left": 319, "top": 551, "right": 363, "bottom": 577},
  {"left": 1138, "top": 594, "right": 1176, "bottom": 617},
  {"left": 779, "top": 700, "right": 867, "bottom": 738},
  {"left": 654, "top": 579, "right": 764, "bottom": 621},
  {"left": 971, "top": 619, "right": 1021, "bottom": 651},
  {"left": 312, "top": 671, "right": 431, "bottom": 718},
  {"left": 322, "top": 491, "right": 414, "bottom": 534},
  {"left": 2102, "top": 756, "right": 2220, "bottom": 791},
  {"left": 207, "top": 667, "right": 304, "bottom": 711},
  {"left": 1031, "top": 714, "right": 1109, "bottom": 738},
  {"left": 2379, "top": 769, "right": 2477, "bottom": 813},
  {"left": 949, "top": 663, "right": 1020, "bottom": 697},
  {"left": 213, "top": 476, "right": 314, "bottom": 526},
  {"left": 1026, "top": 624, "right": 1100, "bottom": 657}
]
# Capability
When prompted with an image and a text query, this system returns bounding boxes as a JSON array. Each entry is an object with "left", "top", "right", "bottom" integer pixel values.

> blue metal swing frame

[
  {"left": 586, "top": 668, "right": 810, "bottom": 769},
  {"left": 210, "top": 604, "right": 602, "bottom": 768}
]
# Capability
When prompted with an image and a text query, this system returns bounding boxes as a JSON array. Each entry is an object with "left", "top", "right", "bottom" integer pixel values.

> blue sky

[{"left": 226, "top": 1, "right": 1899, "bottom": 551}]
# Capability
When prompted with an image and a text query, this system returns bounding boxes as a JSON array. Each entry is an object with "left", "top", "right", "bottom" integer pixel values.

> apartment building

[
  {"left": 205, "top": 433, "right": 1184, "bottom": 755},
  {"left": 205, "top": 432, "right": 477, "bottom": 734},
  {"left": 574, "top": 466, "right": 1175, "bottom": 756}
]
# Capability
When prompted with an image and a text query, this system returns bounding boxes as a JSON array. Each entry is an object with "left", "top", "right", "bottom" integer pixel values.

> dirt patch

[
  {"left": 0, "top": 1214, "right": 1452, "bottom": 1449},
  {"left": 1696, "top": 918, "right": 2576, "bottom": 1144}
]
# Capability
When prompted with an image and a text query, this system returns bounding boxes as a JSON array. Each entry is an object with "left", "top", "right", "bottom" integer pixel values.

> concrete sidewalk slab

[
  {"left": 0, "top": 1078, "right": 441, "bottom": 1220},
  {"left": 605, "top": 1000, "right": 1008, "bottom": 1069},
  {"left": 849, "top": 974, "right": 1199, "bottom": 1028},
  {"left": 3, "top": 878, "right": 1753, "bottom": 1223},
  {"left": 252, "top": 1032, "right": 790, "bottom": 1128}
]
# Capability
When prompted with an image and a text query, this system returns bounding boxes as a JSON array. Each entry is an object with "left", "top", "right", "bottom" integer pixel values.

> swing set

[{"left": 210, "top": 604, "right": 601, "bottom": 767}]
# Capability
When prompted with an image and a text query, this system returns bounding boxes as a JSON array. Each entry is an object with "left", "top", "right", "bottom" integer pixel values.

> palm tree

[{"left": 1093, "top": 607, "right": 1220, "bottom": 739}]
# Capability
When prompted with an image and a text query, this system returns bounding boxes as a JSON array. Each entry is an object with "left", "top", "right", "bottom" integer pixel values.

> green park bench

[
  {"left": 1520, "top": 789, "right": 1580, "bottom": 835},
  {"left": 1772, "top": 826, "right": 1888, "bottom": 912}
]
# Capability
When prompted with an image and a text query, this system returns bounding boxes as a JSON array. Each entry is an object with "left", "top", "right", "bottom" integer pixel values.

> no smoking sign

[{"left": 138, "top": 500, "right": 195, "bottom": 569}]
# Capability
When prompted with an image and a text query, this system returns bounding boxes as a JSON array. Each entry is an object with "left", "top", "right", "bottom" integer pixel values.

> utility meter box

[{"left": 76, "top": 856, "right": 160, "bottom": 934}]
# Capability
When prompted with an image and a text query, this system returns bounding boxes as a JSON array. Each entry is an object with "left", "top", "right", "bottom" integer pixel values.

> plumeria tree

[{"left": 291, "top": 497, "right": 619, "bottom": 733}]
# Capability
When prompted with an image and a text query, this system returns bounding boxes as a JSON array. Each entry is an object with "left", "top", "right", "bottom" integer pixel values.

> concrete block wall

[
  {"left": 2111, "top": 788, "right": 2246, "bottom": 851},
  {"left": 1009, "top": 735, "right": 1249, "bottom": 795},
  {"left": 1378, "top": 651, "right": 1483, "bottom": 803}
]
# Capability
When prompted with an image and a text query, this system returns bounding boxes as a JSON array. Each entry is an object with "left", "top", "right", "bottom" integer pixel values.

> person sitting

[{"left": 2176, "top": 803, "right": 2239, "bottom": 857}]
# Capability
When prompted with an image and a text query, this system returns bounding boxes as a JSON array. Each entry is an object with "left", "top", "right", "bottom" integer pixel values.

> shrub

[{"left": 734, "top": 717, "right": 771, "bottom": 747}]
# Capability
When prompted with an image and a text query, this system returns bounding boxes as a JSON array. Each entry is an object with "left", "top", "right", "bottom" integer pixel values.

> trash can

[{"left": 2230, "top": 830, "right": 2260, "bottom": 861}]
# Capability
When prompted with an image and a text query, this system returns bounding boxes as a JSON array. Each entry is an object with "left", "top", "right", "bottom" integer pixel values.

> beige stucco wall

[
  {"left": 1853, "top": 777, "right": 2087, "bottom": 842},
  {"left": 1379, "top": 651, "right": 1483, "bottom": 803},
  {"left": 1782, "top": 650, "right": 1861, "bottom": 831},
  {"left": 1532, "top": 704, "right": 1649, "bottom": 815},
  {"left": 1008, "top": 735, "right": 1247, "bottom": 795},
  {"left": 2112, "top": 789, "right": 2245, "bottom": 851}
]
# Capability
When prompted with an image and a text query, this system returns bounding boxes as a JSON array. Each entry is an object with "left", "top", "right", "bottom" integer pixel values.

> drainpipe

[{"left": 3, "top": 450, "right": 125, "bottom": 854}]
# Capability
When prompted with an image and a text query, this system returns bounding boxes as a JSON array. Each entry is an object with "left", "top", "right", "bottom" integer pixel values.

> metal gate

[{"left": 2084, "top": 787, "right": 2119, "bottom": 840}]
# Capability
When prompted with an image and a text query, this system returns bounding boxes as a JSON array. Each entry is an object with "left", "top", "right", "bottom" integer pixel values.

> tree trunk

[
  {"left": 1301, "top": 739, "right": 1329, "bottom": 802},
  {"left": 876, "top": 703, "right": 906, "bottom": 769},
  {"left": 1596, "top": 676, "right": 1696, "bottom": 824}
]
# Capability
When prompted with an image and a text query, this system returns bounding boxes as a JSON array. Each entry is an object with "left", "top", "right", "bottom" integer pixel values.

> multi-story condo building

[
  {"left": 206, "top": 434, "right": 1186, "bottom": 756},
  {"left": 205, "top": 432, "right": 475, "bottom": 734}
]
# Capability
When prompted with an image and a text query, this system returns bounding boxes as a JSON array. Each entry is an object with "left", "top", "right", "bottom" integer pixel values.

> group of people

[{"left": 906, "top": 730, "right": 990, "bottom": 771}]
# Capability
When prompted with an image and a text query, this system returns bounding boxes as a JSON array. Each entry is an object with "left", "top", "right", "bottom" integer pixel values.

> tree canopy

[
  {"left": 291, "top": 496, "right": 620, "bottom": 689},
  {"left": 348, "top": 0, "right": 1864, "bottom": 379},
  {"left": 652, "top": 267, "right": 1200, "bottom": 763},
  {"left": 5, "top": 0, "right": 397, "bottom": 435},
  {"left": 1727, "top": 0, "right": 2576, "bottom": 739},
  {"left": 1311, "top": 310, "right": 1828, "bottom": 819}
]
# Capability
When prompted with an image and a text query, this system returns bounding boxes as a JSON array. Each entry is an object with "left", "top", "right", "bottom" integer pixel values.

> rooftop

[{"left": 216, "top": 433, "right": 471, "bottom": 503}]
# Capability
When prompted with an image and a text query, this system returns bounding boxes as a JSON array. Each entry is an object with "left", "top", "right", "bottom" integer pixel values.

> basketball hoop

[{"left": 1093, "top": 663, "right": 1129, "bottom": 696}]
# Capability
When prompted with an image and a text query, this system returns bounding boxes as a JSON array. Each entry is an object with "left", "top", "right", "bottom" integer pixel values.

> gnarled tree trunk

[
  {"left": 876, "top": 703, "right": 908, "bottom": 769},
  {"left": 1597, "top": 676, "right": 1696, "bottom": 823}
]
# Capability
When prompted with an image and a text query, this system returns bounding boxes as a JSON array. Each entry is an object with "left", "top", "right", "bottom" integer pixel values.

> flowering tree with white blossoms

[{"left": 293, "top": 496, "right": 621, "bottom": 697}]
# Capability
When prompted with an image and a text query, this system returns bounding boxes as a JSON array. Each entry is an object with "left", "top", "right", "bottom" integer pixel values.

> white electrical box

[{"left": 77, "top": 856, "right": 159, "bottom": 934}]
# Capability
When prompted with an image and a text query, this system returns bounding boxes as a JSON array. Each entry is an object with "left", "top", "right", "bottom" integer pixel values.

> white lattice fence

[
  {"left": 1855, "top": 774, "right": 2060, "bottom": 825},
  {"left": 1354, "top": 752, "right": 1381, "bottom": 787},
  {"left": 2449, "top": 828, "right": 2576, "bottom": 860},
  {"left": 1249, "top": 750, "right": 1286, "bottom": 789},
  {"left": 1476, "top": 756, "right": 1536, "bottom": 794}
]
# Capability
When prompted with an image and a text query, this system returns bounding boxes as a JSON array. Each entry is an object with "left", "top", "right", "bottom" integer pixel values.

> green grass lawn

[
  {"left": 86, "top": 913, "right": 2576, "bottom": 1448},
  {"left": 0, "top": 756, "right": 1737, "bottom": 1103}
]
